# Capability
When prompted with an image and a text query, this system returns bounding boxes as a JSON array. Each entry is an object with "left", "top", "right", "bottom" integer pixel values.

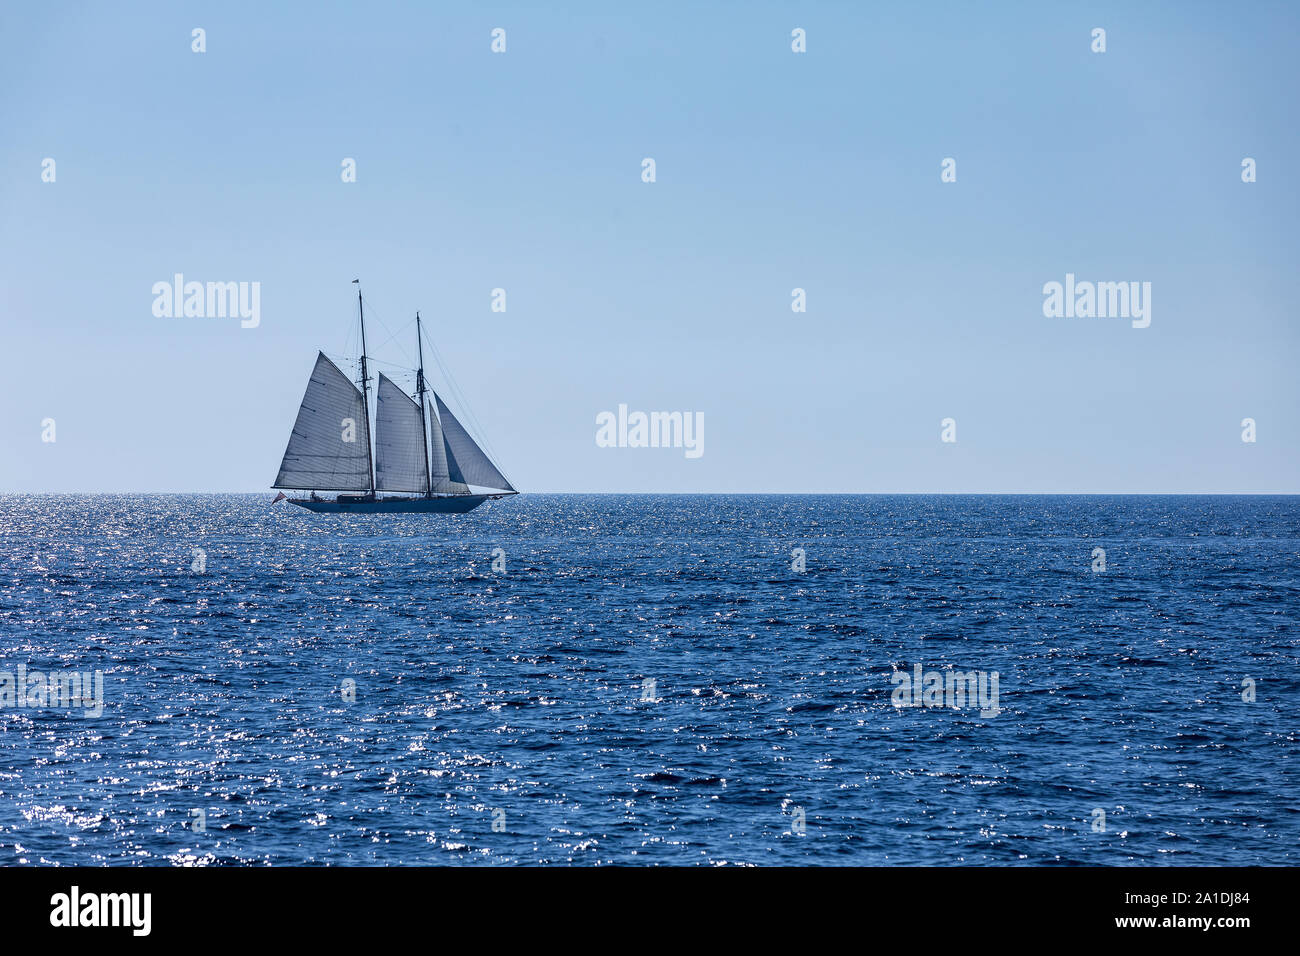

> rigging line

[
  {"left": 338, "top": 306, "right": 358, "bottom": 367},
  {"left": 355, "top": 293, "right": 416, "bottom": 368},
  {"left": 433, "top": 352, "right": 500, "bottom": 465},
  {"left": 369, "top": 316, "right": 417, "bottom": 358},
  {"left": 322, "top": 351, "right": 365, "bottom": 394},
  {"left": 367, "top": 357, "right": 420, "bottom": 378},
  {"left": 423, "top": 327, "right": 512, "bottom": 481},
  {"left": 325, "top": 351, "right": 417, "bottom": 377}
]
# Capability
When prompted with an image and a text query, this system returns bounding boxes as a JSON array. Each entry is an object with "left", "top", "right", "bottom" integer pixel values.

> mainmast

[
  {"left": 415, "top": 312, "right": 433, "bottom": 497},
  {"left": 353, "top": 279, "right": 376, "bottom": 497}
]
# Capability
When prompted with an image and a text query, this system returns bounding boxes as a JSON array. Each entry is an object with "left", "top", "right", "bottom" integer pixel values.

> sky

[{"left": 1, "top": 1, "right": 1297, "bottom": 493}]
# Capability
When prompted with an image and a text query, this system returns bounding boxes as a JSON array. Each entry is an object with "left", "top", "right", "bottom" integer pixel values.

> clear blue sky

[{"left": 2, "top": 1, "right": 1297, "bottom": 493}]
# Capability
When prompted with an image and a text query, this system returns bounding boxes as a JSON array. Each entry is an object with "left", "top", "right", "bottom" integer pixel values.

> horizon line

[{"left": 3, "top": 490, "right": 1299, "bottom": 497}]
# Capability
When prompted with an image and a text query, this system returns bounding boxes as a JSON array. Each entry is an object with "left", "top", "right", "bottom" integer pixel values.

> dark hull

[{"left": 290, "top": 495, "right": 490, "bottom": 514}]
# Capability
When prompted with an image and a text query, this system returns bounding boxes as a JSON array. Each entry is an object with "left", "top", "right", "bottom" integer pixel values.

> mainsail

[
  {"left": 273, "top": 352, "right": 372, "bottom": 490},
  {"left": 374, "top": 373, "right": 430, "bottom": 493},
  {"left": 434, "top": 392, "right": 515, "bottom": 492},
  {"left": 427, "top": 399, "right": 470, "bottom": 495}
]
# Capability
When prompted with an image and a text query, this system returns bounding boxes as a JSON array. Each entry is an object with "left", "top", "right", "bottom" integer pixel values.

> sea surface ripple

[{"left": 0, "top": 494, "right": 1295, "bottom": 865}]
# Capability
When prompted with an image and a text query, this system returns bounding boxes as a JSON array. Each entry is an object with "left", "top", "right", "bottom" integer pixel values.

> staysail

[
  {"left": 427, "top": 399, "right": 471, "bottom": 495},
  {"left": 273, "top": 352, "right": 372, "bottom": 490},
  {"left": 434, "top": 392, "right": 515, "bottom": 492},
  {"left": 374, "top": 373, "right": 430, "bottom": 493}
]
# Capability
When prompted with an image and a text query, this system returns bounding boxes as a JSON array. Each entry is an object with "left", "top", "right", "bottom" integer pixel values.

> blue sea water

[{"left": 0, "top": 494, "right": 1295, "bottom": 866}]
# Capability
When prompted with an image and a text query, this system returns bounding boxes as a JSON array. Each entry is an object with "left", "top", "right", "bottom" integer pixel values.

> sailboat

[{"left": 271, "top": 283, "right": 517, "bottom": 513}]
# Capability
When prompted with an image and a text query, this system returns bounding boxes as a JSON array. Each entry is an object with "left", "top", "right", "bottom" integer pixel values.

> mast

[
  {"left": 354, "top": 280, "right": 376, "bottom": 497},
  {"left": 415, "top": 312, "right": 433, "bottom": 497}
]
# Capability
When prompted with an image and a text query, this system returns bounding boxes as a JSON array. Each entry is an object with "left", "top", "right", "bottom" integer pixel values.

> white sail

[
  {"left": 374, "top": 373, "right": 429, "bottom": 493},
  {"left": 427, "top": 399, "right": 470, "bottom": 495},
  {"left": 273, "top": 352, "right": 372, "bottom": 490},
  {"left": 434, "top": 392, "right": 515, "bottom": 492}
]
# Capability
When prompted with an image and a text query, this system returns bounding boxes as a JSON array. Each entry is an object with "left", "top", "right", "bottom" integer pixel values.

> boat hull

[{"left": 289, "top": 495, "right": 491, "bottom": 514}]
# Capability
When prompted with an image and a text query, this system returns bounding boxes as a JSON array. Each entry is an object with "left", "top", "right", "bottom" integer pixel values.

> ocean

[{"left": 0, "top": 493, "right": 1295, "bottom": 865}]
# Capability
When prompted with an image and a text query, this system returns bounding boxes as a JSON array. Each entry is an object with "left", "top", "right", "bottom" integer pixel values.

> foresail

[
  {"left": 374, "top": 373, "right": 429, "bottom": 493},
  {"left": 273, "top": 352, "right": 372, "bottom": 490},
  {"left": 434, "top": 392, "right": 515, "bottom": 492},
  {"left": 427, "top": 399, "right": 470, "bottom": 495}
]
